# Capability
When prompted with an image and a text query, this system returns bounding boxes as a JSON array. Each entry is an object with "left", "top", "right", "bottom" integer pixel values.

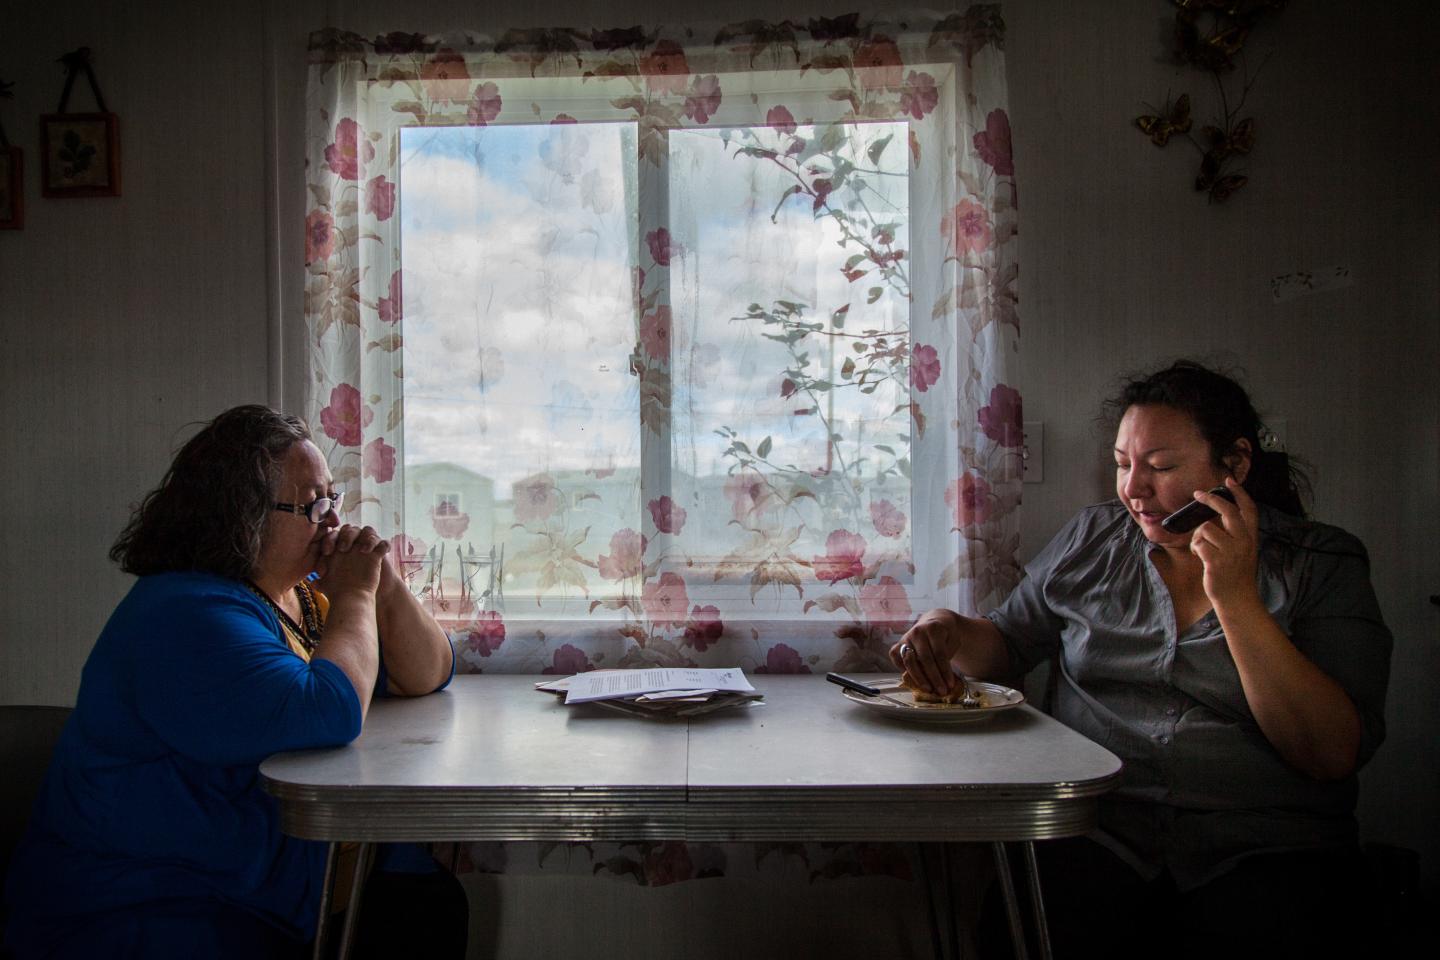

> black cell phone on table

[{"left": 1160, "top": 485, "right": 1236, "bottom": 534}]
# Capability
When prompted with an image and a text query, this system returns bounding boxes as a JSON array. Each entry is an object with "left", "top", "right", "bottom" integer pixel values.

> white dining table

[{"left": 261, "top": 673, "right": 1122, "bottom": 960}]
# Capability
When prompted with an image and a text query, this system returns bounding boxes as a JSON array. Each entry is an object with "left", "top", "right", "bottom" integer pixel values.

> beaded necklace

[{"left": 245, "top": 580, "right": 323, "bottom": 656}]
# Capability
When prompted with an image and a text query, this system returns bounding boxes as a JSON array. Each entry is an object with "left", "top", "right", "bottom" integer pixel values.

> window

[
  {"left": 399, "top": 105, "right": 932, "bottom": 614},
  {"left": 305, "top": 18, "right": 1021, "bottom": 665}
]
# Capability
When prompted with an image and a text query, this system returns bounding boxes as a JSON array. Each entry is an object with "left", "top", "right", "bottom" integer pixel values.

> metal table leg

[
  {"left": 334, "top": 842, "right": 374, "bottom": 960},
  {"left": 311, "top": 843, "right": 338, "bottom": 960},
  {"left": 992, "top": 841, "right": 1030, "bottom": 960},
  {"left": 942, "top": 843, "right": 961, "bottom": 960},
  {"left": 917, "top": 844, "right": 948, "bottom": 960},
  {"left": 1020, "top": 841, "right": 1053, "bottom": 960}
]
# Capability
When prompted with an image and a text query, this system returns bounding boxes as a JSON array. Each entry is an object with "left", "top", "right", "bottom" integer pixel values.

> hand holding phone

[{"left": 1160, "top": 485, "right": 1236, "bottom": 534}]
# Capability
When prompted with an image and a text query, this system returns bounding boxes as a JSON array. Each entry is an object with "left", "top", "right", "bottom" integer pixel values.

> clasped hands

[{"left": 313, "top": 524, "right": 391, "bottom": 596}]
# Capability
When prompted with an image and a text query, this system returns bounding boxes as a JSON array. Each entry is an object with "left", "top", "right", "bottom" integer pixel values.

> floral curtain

[{"left": 303, "top": 7, "right": 1021, "bottom": 681}]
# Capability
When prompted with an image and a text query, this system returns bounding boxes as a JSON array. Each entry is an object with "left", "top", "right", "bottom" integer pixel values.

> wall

[
  {"left": 2, "top": 0, "right": 1436, "bottom": 911},
  {"left": 0, "top": 1, "right": 271, "bottom": 702},
  {"left": 1003, "top": 0, "right": 1440, "bottom": 902}
]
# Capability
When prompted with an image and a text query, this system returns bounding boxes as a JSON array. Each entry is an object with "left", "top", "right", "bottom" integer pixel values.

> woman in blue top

[
  {"left": 895, "top": 361, "right": 1391, "bottom": 958},
  {"left": 3, "top": 406, "right": 465, "bottom": 958}
]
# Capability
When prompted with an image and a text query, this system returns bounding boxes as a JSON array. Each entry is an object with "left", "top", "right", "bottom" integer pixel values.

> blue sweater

[{"left": 4, "top": 573, "right": 367, "bottom": 954}]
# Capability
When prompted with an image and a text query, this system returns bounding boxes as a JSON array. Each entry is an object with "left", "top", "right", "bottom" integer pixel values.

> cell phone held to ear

[{"left": 1160, "top": 485, "right": 1237, "bottom": 534}]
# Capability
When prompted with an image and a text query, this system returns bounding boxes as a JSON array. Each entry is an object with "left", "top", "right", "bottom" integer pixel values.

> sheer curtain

[{"left": 303, "top": 7, "right": 1021, "bottom": 681}]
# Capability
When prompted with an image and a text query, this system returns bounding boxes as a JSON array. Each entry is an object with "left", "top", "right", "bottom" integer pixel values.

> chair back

[{"left": 0, "top": 706, "right": 73, "bottom": 881}]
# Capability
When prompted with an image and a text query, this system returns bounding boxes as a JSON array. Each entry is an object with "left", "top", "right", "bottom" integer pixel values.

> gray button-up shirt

[{"left": 987, "top": 501, "right": 1392, "bottom": 890}]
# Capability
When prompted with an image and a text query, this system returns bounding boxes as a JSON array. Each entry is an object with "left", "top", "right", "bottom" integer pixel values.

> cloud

[{"left": 395, "top": 120, "right": 913, "bottom": 501}]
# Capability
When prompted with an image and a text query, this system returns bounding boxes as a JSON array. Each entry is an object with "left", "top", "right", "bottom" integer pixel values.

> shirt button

[
  {"left": 1156, "top": 735, "right": 1170, "bottom": 745},
  {"left": 1165, "top": 707, "right": 1177, "bottom": 717}
]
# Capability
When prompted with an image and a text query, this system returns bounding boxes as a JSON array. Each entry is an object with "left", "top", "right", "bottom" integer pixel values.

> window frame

[{"left": 368, "top": 59, "right": 968, "bottom": 623}]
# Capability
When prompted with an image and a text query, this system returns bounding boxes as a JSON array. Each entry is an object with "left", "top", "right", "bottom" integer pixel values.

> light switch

[{"left": 1023, "top": 421, "right": 1043, "bottom": 483}]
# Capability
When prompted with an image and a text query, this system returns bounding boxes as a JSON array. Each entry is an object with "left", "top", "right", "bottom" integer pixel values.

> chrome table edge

[{"left": 264, "top": 775, "right": 1119, "bottom": 843}]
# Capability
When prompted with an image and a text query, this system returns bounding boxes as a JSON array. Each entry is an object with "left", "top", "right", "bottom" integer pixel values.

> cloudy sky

[{"left": 398, "top": 117, "right": 914, "bottom": 542}]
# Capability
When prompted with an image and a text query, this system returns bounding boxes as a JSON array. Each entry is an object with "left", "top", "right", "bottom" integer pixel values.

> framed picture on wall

[
  {"left": 0, "top": 146, "right": 20, "bottom": 228},
  {"left": 39, "top": 112, "right": 120, "bottom": 198}
]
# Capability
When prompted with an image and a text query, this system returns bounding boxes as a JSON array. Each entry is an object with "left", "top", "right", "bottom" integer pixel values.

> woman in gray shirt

[{"left": 896, "top": 360, "right": 1391, "bottom": 958}]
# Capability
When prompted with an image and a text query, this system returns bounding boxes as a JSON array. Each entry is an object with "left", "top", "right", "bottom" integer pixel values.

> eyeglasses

[{"left": 273, "top": 492, "right": 345, "bottom": 524}]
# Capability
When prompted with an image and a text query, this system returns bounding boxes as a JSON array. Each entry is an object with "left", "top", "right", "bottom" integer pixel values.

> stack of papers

[{"left": 535, "top": 668, "right": 762, "bottom": 719}]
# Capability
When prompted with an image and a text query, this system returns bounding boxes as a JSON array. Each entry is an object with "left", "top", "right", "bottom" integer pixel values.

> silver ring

[{"left": 899, "top": 643, "right": 912, "bottom": 659}]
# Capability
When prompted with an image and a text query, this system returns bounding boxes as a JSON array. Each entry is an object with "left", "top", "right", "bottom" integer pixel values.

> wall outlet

[
  {"left": 1259, "top": 418, "right": 1287, "bottom": 452},
  {"left": 1023, "top": 421, "right": 1043, "bottom": 483}
]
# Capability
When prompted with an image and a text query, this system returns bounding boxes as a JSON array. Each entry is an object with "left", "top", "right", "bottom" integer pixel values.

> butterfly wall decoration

[
  {"left": 1134, "top": 0, "right": 1287, "bottom": 203},
  {"left": 1135, "top": 93, "right": 1192, "bottom": 146}
]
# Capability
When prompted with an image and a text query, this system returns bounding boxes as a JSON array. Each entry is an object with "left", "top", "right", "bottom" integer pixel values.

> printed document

[{"left": 564, "top": 668, "right": 753, "bottom": 704}]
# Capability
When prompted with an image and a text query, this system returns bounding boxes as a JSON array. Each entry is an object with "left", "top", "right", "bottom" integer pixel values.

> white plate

[{"left": 840, "top": 675, "right": 1025, "bottom": 724}]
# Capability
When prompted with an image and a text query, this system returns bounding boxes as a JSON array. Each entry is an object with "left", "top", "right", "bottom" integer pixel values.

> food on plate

[{"left": 903, "top": 674, "right": 987, "bottom": 708}]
